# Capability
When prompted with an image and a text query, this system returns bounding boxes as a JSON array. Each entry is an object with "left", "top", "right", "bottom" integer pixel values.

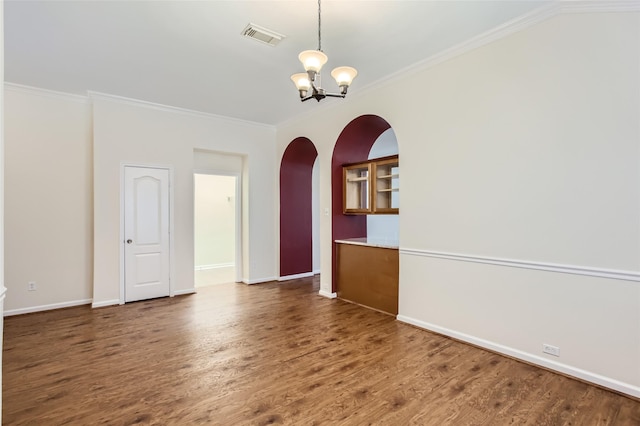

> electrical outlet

[
  {"left": 28, "top": 281, "right": 37, "bottom": 291},
  {"left": 543, "top": 343, "right": 560, "bottom": 357}
]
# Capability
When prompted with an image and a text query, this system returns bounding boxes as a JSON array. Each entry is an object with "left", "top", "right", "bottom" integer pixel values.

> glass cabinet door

[
  {"left": 343, "top": 163, "right": 372, "bottom": 214},
  {"left": 373, "top": 158, "right": 399, "bottom": 214}
]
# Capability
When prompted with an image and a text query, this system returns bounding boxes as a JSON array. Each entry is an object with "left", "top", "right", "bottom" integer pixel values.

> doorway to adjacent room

[{"left": 194, "top": 173, "right": 240, "bottom": 287}]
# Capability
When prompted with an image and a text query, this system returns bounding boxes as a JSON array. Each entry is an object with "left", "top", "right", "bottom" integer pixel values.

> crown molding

[
  {"left": 4, "top": 82, "right": 275, "bottom": 130},
  {"left": 4, "top": 82, "right": 89, "bottom": 104},
  {"left": 88, "top": 91, "right": 275, "bottom": 131},
  {"left": 282, "top": 0, "right": 639, "bottom": 125},
  {"left": 558, "top": 0, "right": 640, "bottom": 13}
]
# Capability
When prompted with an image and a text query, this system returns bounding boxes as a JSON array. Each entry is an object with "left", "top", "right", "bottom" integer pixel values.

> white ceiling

[{"left": 4, "top": 1, "right": 550, "bottom": 126}]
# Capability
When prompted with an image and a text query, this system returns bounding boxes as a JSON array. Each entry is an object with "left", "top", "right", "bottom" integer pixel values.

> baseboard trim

[
  {"left": 194, "top": 263, "right": 234, "bottom": 271},
  {"left": 91, "top": 299, "right": 120, "bottom": 309},
  {"left": 242, "top": 276, "right": 278, "bottom": 285},
  {"left": 400, "top": 248, "right": 640, "bottom": 282},
  {"left": 318, "top": 289, "right": 337, "bottom": 299},
  {"left": 5, "top": 299, "right": 93, "bottom": 316},
  {"left": 313, "top": 269, "right": 321, "bottom": 275},
  {"left": 278, "top": 272, "right": 315, "bottom": 281},
  {"left": 396, "top": 314, "right": 640, "bottom": 399},
  {"left": 174, "top": 288, "right": 196, "bottom": 296}
]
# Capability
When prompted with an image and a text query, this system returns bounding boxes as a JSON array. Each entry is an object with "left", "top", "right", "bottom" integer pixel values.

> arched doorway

[
  {"left": 280, "top": 137, "right": 318, "bottom": 278},
  {"left": 331, "top": 115, "right": 392, "bottom": 292}
]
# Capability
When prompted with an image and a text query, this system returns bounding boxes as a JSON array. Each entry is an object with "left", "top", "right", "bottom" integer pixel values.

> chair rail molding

[{"left": 400, "top": 248, "right": 640, "bottom": 282}]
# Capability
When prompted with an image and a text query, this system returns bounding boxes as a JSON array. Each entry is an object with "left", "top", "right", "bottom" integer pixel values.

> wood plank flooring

[{"left": 3, "top": 277, "right": 639, "bottom": 425}]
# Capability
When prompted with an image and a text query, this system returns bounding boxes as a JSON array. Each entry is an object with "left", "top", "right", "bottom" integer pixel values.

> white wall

[
  {"left": 4, "top": 85, "right": 93, "bottom": 314},
  {"left": 194, "top": 149, "right": 244, "bottom": 173},
  {"left": 312, "top": 158, "right": 320, "bottom": 273},
  {"left": 396, "top": 10, "right": 640, "bottom": 396},
  {"left": 367, "top": 128, "right": 399, "bottom": 241},
  {"left": 276, "top": 10, "right": 640, "bottom": 397},
  {"left": 194, "top": 174, "right": 236, "bottom": 267},
  {"left": 91, "top": 95, "right": 277, "bottom": 306},
  {"left": 0, "top": 2, "right": 5, "bottom": 418},
  {"left": 3, "top": 87, "right": 277, "bottom": 308}
]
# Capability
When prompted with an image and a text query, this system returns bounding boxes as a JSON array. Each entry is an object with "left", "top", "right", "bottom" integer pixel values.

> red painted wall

[
  {"left": 280, "top": 137, "right": 318, "bottom": 277},
  {"left": 331, "top": 115, "right": 391, "bottom": 292}
]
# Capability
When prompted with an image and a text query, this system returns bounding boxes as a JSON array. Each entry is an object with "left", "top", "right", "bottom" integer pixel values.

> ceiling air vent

[{"left": 242, "top": 23, "right": 285, "bottom": 47}]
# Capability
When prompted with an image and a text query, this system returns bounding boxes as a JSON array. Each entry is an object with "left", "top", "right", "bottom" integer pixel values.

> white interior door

[{"left": 124, "top": 166, "right": 170, "bottom": 302}]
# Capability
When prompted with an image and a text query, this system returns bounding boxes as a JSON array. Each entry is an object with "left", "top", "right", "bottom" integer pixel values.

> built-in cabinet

[
  {"left": 343, "top": 155, "right": 398, "bottom": 214},
  {"left": 339, "top": 156, "right": 399, "bottom": 316}
]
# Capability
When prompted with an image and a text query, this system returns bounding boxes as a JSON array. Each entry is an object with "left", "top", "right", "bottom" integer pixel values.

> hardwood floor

[{"left": 3, "top": 277, "right": 639, "bottom": 425}]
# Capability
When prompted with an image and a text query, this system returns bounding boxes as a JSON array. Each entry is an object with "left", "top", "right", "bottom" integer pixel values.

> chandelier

[{"left": 290, "top": 0, "right": 358, "bottom": 102}]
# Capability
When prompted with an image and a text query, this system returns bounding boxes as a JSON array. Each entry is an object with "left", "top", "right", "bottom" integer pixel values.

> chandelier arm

[{"left": 299, "top": 92, "right": 344, "bottom": 103}]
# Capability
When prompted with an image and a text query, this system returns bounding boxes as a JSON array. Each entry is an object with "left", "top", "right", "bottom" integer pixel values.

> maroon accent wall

[
  {"left": 280, "top": 137, "right": 318, "bottom": 277},
  {"left": 331, "top": 115, "right": 391, "bottom": 292}
]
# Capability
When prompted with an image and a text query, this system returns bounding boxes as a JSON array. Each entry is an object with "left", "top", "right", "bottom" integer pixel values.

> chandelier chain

[{"left": 317, "top": 0, "right": 322, "bottom": 51}]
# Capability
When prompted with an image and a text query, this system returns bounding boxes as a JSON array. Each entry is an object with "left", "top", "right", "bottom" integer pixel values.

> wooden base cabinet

[{"left": 336, "top": 242, "right": 399, "bottom": 316}]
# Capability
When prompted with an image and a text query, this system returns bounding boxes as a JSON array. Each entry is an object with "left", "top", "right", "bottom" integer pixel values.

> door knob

[{"left": 126, "top": 239, "right": 133, "bottom": 244}]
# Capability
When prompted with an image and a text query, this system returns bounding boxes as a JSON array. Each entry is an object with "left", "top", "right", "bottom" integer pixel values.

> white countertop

[{"left": 335, "top": 237, "right": 399, "bottom": 249}]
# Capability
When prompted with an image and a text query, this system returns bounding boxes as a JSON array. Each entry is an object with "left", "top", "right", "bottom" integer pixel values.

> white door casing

[{"left": 124, "top": 166, "right": 170, "bottom": 302}]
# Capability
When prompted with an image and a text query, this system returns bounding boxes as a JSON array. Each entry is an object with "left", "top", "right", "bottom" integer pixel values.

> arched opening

[
  {"left": 280, "top": 137, "right": 319, "bottom": 278},
  {"left": 331, "top": 115, "right": 392, "bottom": 292}
]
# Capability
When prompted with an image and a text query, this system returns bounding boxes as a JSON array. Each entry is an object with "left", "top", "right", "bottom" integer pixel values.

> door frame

[
  {"left": 119, "top": 162, "right": 175, "bottom": 305},
  {"left": 193, "top": 169, "right": 242, "bottom": 284}
]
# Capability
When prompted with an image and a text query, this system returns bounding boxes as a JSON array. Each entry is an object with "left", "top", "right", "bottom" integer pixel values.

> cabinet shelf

[
  {"left": 346, "top": 177, "right": 369, "bottom": 182},
  {"left": 377, "top": 188, "right": 399, "bottom": 193}
]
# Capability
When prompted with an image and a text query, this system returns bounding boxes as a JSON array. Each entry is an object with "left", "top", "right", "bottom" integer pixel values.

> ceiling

[{"left": 4, "top": 0, "right": 550, "bottom": 126}]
